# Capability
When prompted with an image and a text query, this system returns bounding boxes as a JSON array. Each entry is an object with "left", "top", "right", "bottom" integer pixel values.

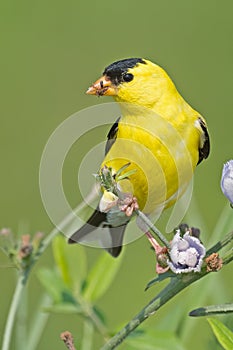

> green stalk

[
  {"left": 135, "top": 209, "right": 170, "bottom": 249},
  {"left": 81, "top": 320, "right": 94, "bottom": 350},
  {"left": 15, "top": 283, "right": 28, "bottom": 350},
  {"left": 2, "top": 273, "right": 27, "bottom": 350},
  {"left": 76, "top": 295, "right": 109, "bottom": 340},
  {"left": 26, "top": 294, "right": 51, "bottom": 350}
]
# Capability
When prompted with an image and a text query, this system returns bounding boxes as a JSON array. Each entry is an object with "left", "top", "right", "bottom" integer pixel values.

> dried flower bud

[
  {"left": 167, "top": 230, "right": 206, "bottom": 273},
  {"left": 18, "top": 234, "right": 33, "bottom": 259},
  {"left": 190, "top": 227, "right": 201, "bottom": 239},
  {"left": 101, "top": 165, "right": 110, "bottom": 176},
  {"left": 177, "top": 223, "right": 189, "bottom": 235},
  {"left": 157, "top": 248, "right": 169, "bottom": 268},
  {"left": 0, "top": 228, "right": 13, "bottom": 253},
  {"left": 60, "top": 331, "right": 76, "bottom": 350},
  {"left": 205, "top": 253, "right": 223, "bottom": 272},
  {"left": 175, "top": 224, "right": 201, "bottom": 239},
  {"left": 32, "top": 231, "right": 44, "bottom": 250},
  {"left": 221, "top": 160, "right": 233, "bottom": 205},
  {"left": 0, "top": 228, "right": 11, "bottom": 236},
  {"left": 99, "top": 190, "right": 119, "bottom": 213}
]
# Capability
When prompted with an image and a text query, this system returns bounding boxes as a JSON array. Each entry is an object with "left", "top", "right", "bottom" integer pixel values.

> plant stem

[
  {"left": 222, "top": 247, "right": 233, "bottom": 265},
  {"left": 135, "top": 209, "right": 170, "bottom": 249},
  {"left": 206, "top": 230, "right": 233, "bottom": 256},
  {"left": 87, "top": 307, "right": 109, "bottom": 340},
  {"left": 26, "top": 294, "right": 51, "bottom": 350},
  {"left": 77, "top": 296, "right": 109, "bottom": 341},
  {"left": 15, "top": 283, "right": 28, "bottom": 350},
  {"left": 2, "top": 272, "right": 27, "bottom": 350},
  {"left": 81, "top": 320, "right": 94, "bottom": 350}
]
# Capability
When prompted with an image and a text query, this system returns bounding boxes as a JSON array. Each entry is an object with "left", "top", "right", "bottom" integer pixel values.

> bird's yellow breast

[{"left": 102, "top": 104, "right": 201, "bottom": 214}]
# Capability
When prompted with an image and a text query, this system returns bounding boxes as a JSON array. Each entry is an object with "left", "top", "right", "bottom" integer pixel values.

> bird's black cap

[{"left": 103, "top": 58, "right": 146, "bottom": 85}]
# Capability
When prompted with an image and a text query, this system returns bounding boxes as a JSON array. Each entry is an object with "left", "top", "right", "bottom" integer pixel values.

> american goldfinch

[{"left": 68, "top": 58, "right": 210, "bottom": 257}]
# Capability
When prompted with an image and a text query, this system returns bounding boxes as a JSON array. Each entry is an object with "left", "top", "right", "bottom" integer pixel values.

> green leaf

[
  {"left": 43, "top": 303, "right": 81, "bottom": 314},
  {"left": 52, "top": 234, "right": 87, "bottom": 291},
  {"left": 37, "top": 268, "right": 77, "bottom": 305},
  {"left": 207, "top": 203, "right": 233, "bottom": 247},
  {"left": 83, "top": 250, "right": 124, "bottom": 302},
  {"left": 207, "top": 318, "right": 233, "bottom": 350},
  {"left": 37, "top": 268, "right": 67, "bottom": 303},
  {"left": 115, "top": 162, "right": 131, "bottom": 177},
  {"left": 117, "top": 169, "right": 137, "bottom": 181},
  {"left": 145, "top": 271, "right": 175, "bottom": 291},
  {"left": 190, "top": 303, "right": 233, "bottom": 317}
]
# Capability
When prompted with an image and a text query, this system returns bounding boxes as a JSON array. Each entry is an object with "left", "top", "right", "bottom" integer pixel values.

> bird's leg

[{"left": 118, "top": 194, "right": 139, "bottom": 217}]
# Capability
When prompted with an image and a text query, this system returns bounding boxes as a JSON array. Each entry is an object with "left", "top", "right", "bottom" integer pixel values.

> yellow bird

[{"left": 68, "top": 58, "right": 210, "bottom": 257}]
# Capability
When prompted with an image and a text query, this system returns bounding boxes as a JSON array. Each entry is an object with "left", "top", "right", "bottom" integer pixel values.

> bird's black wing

[
  {"left": 105, "top": 117, "right": 120, "bottom": 155},
  {"left": 197, "top": 117, "right": 210, "bottom": 165},
  {"left": 68, "top": 117, "right": 127, "bottom": 258}
]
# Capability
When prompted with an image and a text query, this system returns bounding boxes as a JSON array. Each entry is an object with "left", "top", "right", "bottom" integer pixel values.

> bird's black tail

[{"left": 68, "top": 209, "right": 126, "bottom": 257}]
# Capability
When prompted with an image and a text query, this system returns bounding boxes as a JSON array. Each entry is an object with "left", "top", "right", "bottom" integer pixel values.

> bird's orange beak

[{"left": 86, "top": 75, "right": 118, "bottom": 96}]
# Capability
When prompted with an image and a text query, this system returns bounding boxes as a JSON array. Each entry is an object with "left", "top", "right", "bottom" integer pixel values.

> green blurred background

[{"left": 1, "top": 0, "right": 233, "bottom": 349}]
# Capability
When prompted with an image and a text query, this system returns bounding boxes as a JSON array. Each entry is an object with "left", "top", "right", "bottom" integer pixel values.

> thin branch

[{"left": 135, "top": 210, "right": 171, "bottom": 249}]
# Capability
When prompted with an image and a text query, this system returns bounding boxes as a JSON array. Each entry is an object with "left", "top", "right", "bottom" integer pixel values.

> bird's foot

[{"left": 119, "top": 194, "right": 139, "bottom": 217}]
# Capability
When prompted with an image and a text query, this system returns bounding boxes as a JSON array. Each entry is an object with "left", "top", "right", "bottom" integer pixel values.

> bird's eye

[{"left": 122, "top": 73, "right": 134, "bottom": 82}]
